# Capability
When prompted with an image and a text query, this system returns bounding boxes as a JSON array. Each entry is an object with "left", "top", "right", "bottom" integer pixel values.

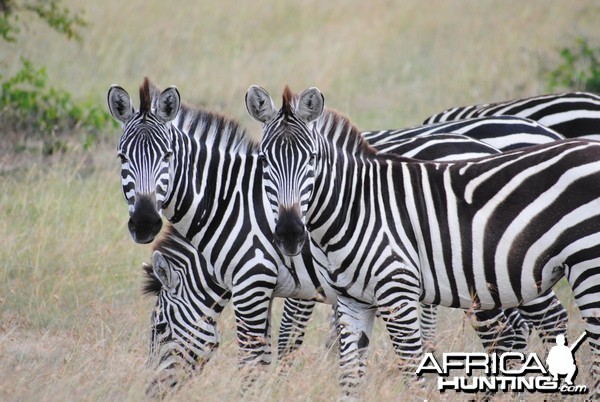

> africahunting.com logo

[{"left": 416, "top": 331, "right": 589, "bottom": 395}]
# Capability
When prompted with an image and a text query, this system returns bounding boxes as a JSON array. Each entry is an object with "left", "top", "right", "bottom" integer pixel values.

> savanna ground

[{"left": 1, "top": 1, "right": 599, "bottom": 401}]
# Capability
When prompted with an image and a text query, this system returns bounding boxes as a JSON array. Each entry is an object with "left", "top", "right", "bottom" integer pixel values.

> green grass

[{"left": 1, "top": 1, "right": 599, "bottom": 401}]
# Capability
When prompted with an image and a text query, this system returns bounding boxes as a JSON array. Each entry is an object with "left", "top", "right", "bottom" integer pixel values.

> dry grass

[{"left": 1, "top": 1, "right": 599, "bottom": 401}]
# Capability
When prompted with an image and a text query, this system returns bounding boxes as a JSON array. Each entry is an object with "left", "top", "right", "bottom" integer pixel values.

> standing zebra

[
  {"left": 423, "top": 91, "right": 600, "bottom": 140},
  {"left": 279, "top": 132, "right": 568, "bottom": 358},
  {"left": 248, "top": 85, "right": 600, "bottom": 399}
]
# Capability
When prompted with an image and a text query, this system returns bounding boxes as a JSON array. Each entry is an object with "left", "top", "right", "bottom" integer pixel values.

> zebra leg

[
  {"left": 325, "top": 303, "right": 340, "bottom": 353},
  {"left": 469, "top": 309, "right": 519, "bottom": 354},
  {"left": 278, "top": 298, "right": 317, "bottom": 359},
  {"left": 566, "top": 263, "right": 600, "bottom": 397},
  {"left": 503, "top": 308, "right": 531, "bottom": 352},
  {"left": 517, "top": 288, "right": 568, "bottom": 345},
  {"left": 336, "top": 297, "right": 376, "bottom": 401},
  {"left": 231, "top": 279, "right": 276, "bottom": 393},
  {"left": 419, "top": 303, "right": 438, "bottom": 354},
  {"left": 378, "top": 299, "right": 423, "bottom": 374}
]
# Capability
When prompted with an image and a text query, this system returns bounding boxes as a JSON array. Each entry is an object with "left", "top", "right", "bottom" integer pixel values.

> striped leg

[
  {"left": 379, "top": 299, "right": 424, "bottom": 374},
  {"left": 232, "top": 278, "right": 276, "bottom": 392},
  {"left": 419, "top": 303, "right": 438, "bottom": 354},
  {"left": 327, "top": 303, "right": 436, "bottom": 355},
  {"left": 470, "top": 310, "right": 519, "bottom": 354},
  {"left": 325, "top": 303, "right": 340, "bottom": 352},
  {"left": 336, "top": 297, "right": 376, "bottom": 401},
  {"left": 566, "top": 261, "right": 600, "bottom": 397},
  {"left": 277, "top": 298, "right": 316, "bottom": 358},
  {"left": 517, "top": 289, "right": 568, "bottom": 345}
]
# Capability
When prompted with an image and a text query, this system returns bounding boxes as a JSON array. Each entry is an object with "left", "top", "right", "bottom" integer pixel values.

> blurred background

[{"left": 1, "top": 1, "right": 599, "bottom": 400}]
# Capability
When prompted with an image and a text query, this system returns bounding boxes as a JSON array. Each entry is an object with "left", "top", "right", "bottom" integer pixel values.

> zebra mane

[
  {"left": 282, "top": 87, "right": 377, "bottom": 155},
  {"left": 317, "top": 107, "right": 378, "bottom": 155},
  {"left": 137, "top": 77, "right": 258, "bottom": 154},
  {"left": 176, "top": 104, "right": 259, "bottom": 154},
  {"left": 282, "top": 85, "right": 294, "bottom": 117},
  {"left": 139, "top": 77, "right": 161, "bottom": 114}
]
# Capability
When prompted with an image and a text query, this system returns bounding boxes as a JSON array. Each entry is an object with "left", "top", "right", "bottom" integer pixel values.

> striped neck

[{"left": 161, "top": 104, "right": 259, "bottom": 238}]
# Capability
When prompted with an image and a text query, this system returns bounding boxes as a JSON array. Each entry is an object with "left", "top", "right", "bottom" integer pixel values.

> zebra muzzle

[
  {"left": 128, "top": 194, "right": 163, "bottom": 244},
  {"left": 274, "top": 209, "right": 307, "bottom": 256}
]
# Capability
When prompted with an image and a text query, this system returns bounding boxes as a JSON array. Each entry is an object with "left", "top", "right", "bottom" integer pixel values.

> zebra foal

[{"left": 248, "top": 85, "right": 600, "bottom": 399}]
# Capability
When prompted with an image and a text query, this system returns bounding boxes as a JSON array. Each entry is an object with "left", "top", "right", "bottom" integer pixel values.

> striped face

[
  {"left": 246, "top": 86, "right": 324, "bottom": 256},
  {"left": 145, "top": 248, "right": 222, "bottom": 395},
  {"left": 108, "top": 82, "right": 180, "bottom": 243}
]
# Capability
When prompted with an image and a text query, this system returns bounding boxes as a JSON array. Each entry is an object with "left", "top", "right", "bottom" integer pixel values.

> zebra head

[
  {"left": 143, "top": 248, "right": 221, "bottom": 396},
  {"left": 107, "top": 78, "right": 180, "bottom": 244},
  {"left": 246, "top": 85, "right": 324, "bottom": 256}
]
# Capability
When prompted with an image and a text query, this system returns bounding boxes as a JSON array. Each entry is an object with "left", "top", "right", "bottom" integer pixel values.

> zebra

[
  {"left": 279, "top": 132, "right": 568, "bottom": 358},
  {"left": 142, "top": 224, "right": 230, "bottom": 398},
  {"left": 423, "top": 91, "right": 600, "bottom": 140},
  {"left": 247, "top": 85, "right": 600, "bottom": 399}
]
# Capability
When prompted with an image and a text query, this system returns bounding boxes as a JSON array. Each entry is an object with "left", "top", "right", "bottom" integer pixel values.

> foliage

[
  {"left": 546, "top": 37, "right": 600, "bottom": 93},
  {"left": 0, "top": 58, "right": 115, "bottom": 153},
  {"left": 0, "top": 1, "right": 114, "bottom": 153},
  {"left": 0, "top": 0, "right": 87, "bottom": 43}
]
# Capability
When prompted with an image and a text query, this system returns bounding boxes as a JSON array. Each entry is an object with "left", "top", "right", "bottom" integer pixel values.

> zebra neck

[
  {"left": 165, "top": 145, "right": 266, "bottom": 243},
  {"left": 308, "top": 152, "right": 418, "bottom": 261},
  {"left": 161, "top": 107, "right": 260, "bottom": 240}
]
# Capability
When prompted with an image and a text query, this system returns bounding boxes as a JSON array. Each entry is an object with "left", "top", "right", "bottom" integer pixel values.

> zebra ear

[
  {"left": 156, "top": 86, "right": 180, "bottom": 123},
  {"left": 245, "top": 85, "right": 277, "bottom": 124},
  {"left": 107, "top": 85, "right": 134, "bottom": 125},
  {"left": 152, "top": 250, "right": 179, "bottom": 292},
  {"left": 297, "top": 87, "right": 324, "bottom": 124}
]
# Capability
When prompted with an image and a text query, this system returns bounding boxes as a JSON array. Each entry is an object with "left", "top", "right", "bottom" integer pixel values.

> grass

[{"left": 1, "top": 1, "right": 599, "bottom": 401}]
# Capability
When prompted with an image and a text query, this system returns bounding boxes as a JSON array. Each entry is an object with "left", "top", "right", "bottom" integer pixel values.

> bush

[
  {"left": 1, "top": 2, "right": 115, "bottom": 154},
  {"left": 546, "top": 37, "right": 600, "bottom": 93},
  {"left": 0, "top": 58, "right": 115, "bottom": 153}
]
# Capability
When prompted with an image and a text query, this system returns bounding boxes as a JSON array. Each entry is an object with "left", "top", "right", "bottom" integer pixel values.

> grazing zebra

[
  {"left": 423, "top": 91, "right": 600, "bottom": 140},
  {"left": 247, "top": 85, "right": 600, "bottom": 399},
  {"left": 143, "top": 224, "right": 230, "bottom": 398}
]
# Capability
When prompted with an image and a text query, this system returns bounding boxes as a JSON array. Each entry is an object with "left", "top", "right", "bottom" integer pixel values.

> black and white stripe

[
  {"left": 423, "top": 91, "right": 600, "bottom": 140},
  {"left": 249, "top": 86, "right": 600, "bottom": 399},
  {"left": 143, "top": 224, "right": 230, "bottom": 397},
  {"left": 109, "top": 78, "right": 339, "bottom": 393}
]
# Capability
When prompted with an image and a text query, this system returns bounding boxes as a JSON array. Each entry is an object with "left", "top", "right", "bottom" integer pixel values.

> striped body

[
  {"left": 423, "top": 91, "right": 600, "bottom": 140},
  {"left": 364, "top": 115, "right": 564, "bottom": 151},
  {"left": 250, "top": 86, "right": 600, "bottom": 399}
]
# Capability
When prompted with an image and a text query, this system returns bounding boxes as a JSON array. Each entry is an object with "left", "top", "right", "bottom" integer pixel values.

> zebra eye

[
  {"left": 258, "top": 152, "right": 267, "bottom": 165},
  {"left": 117, "top": 153, "right": 128, "bottom": 164},
  {"left": 309, "top": 153, "right": 316, "bottom": 163},
  {"left": 154, "top": 322, "right": 168, "bottom": 334},
  {"left": 163, "top": 151, "right": 173, "bottom": 162}
]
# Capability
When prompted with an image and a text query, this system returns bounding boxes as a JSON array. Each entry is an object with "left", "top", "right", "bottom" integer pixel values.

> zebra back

[{"left": 424, "top": 91, "right": 600, "bottom": 139}]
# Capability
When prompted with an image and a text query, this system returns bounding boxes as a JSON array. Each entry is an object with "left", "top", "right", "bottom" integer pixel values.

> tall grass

[
  {"left": 1, "top": 1, "right": 599, "bottom": 401},
  {"left": 2, "top": 1, "right": 599, "bottom": 134}
]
